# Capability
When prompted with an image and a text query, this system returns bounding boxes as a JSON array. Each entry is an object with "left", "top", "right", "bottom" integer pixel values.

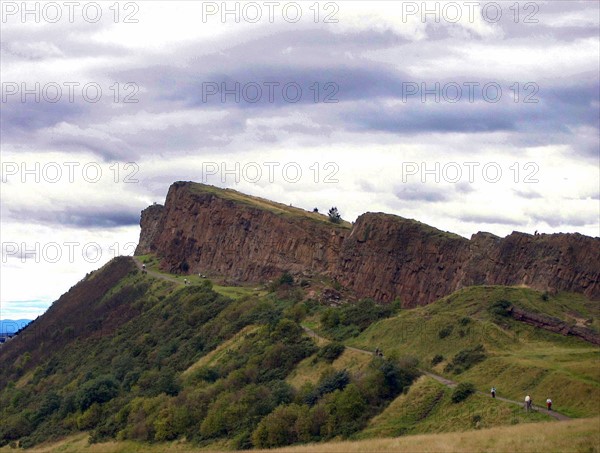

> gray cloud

[
  {"left": 394, "top": 184, "right": 449, "bottom": 202},
  {"left": 6, "top": 206, "right": 140, "bottom": 229}
]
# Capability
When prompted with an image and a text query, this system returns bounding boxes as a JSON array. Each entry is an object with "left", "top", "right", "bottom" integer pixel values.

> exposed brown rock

[
  {"left": 136, "top": 182, "right": 600, "bottom": 306},
  {"left": 508, "top": 306, "right": 600, "bottom": 345},
  {"left": 135, "top": 181, "right": 345, "bottom": 281}
]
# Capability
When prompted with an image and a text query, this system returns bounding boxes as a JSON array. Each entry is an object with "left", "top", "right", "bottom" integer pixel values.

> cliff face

[
  {"left": 336, "top": 213, "right": 471, "bottom": 304},
  {"left": 136, "top": 182, "right": 600, "bottom": 306},
  {"left": 135, "top": 182, "right": 345, "bottom": 282}
]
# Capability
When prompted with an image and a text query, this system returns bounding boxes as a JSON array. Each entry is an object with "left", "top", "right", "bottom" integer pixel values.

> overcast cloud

[{"left": 1, "top": 1, "right": 598, "bottom": 319}]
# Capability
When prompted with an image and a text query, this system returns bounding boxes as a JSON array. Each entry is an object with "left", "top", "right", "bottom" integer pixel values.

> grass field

[{"left": 6, "top": 417, "right": 598, "bottom": 453}]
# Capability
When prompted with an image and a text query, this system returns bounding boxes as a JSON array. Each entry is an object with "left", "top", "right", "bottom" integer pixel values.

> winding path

[
  {"left": 301, "top": 325, "right": 570, "bottom": 421},
  {"left": 130, "top": 256, "right": 570, "bottom": 422},
  {"left": 132, "top": 256, "right": 183, "bottom": 285}
]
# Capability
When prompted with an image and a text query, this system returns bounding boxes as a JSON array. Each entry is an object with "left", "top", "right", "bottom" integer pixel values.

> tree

[{"left": 327, "top": 207, "right": 341, "bottom": 224}]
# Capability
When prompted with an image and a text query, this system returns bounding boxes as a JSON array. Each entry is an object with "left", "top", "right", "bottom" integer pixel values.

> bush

[
  {"left": 459, "top": 317, "right": 471, "bottom": 326},
  {"left": 305, "top": 370, "right": 350, "bottom": 406},
  {"left": 278, "top": 272, "right": 294, "bottom": 286},
  {"left": 438, "top": 325, "right": 453, "bottom": 339},
  {"left": 252, "top": 404, "right": 311, "bottom": 448},
  {"left": 490, "top": 299, "right": 511, "bottom": 317},
  {"left": 317, "top": 343, "right": 345, "bottom": 363},
  {"left": 323, "top": 384, "right": 366, "bottom": 437},
  {"left": 444, "top": 345, "right": 486, "bottom": 374},
  {"left": 327, "top": 207, "right": 341, "bottom": 224},
  {"left": 77, "top": 375, "right": 119, "bottom": 411},
  {"left": 320, "top": 309, "right": 340, "bottom": 329},
  {"left": 451, "top": 382, "right": 476, "bottom": 403},
  {"left": 431, "top": 354, "right": 444, "bottom": 366}
]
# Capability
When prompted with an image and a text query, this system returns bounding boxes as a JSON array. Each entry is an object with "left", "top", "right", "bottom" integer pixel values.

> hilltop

[{"left": 136, "top": 181, "right": 600, "bottom": 306}]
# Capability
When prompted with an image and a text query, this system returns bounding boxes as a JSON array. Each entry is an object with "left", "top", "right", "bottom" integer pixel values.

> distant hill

[{"left": 0, "top": 319, "right": 31, "bottom": 335}]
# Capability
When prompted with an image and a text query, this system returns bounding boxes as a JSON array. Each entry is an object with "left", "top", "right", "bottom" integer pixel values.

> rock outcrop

[
  {"left": 135, "top": 182, "right": 345, "bottom": 283},
  {"left": 508, "top": 306, "right": 600, "bottom": 345},
  {"left": 136, "top": 182, "right": 600, "bottom": 306}
]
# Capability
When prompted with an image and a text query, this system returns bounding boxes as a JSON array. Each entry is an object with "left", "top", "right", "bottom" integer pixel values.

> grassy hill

[
  {"left": 1, "top": 257, "right": 597, "bottom": 451},
  {"left": 345, "top": 286, "right": 600, "bottom": 417}
]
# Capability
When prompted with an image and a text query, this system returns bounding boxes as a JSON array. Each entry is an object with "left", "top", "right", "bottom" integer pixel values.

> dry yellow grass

[
  {"left": 258, "top": 417, "right": 600, "bottom": 453},
  {"left": 6, "top": 417, "right": 598, "bottom": 453}
]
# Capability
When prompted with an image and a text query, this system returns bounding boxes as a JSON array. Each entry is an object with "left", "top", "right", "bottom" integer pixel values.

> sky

[{"left": 1, "top": 1, "right": 599, "bottom": 320}]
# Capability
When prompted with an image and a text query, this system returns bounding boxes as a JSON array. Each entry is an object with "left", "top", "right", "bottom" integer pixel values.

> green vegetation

[
  {"left": 358, "top": 376, "right": 549, "bottom": 439},
  {"left": 4, "top": 417, "right": 597, "bottom": 453},
  {"left": 346, "top": 285, "right": 600, "bottom": 417},
  {"left": 319, "top": 298, "right": 397, "bottom": 341},
  {"left": 327, "top": 207, "right": 341, "bottom": 224},
  {"left": 0, "top": 258, "right": 417, "bottom": 450},
  {"left": 451, "top": 382, "right": 476, "bottom": 403},
  {"left": 316, "top": 343, "right": 345, "bottom": 363},
  {"left": 1, "top": 259, "right": 598, "bottom": 450}
]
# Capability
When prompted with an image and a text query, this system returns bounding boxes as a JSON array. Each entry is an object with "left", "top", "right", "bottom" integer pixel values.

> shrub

[
  {"left": 459, "top": 317, "right": 471, "bottom": 326},
  {"left": 444, "top": 345, "right": 486, "bottom": 374},
  {"left": 305, "top": 370, "right": 350, "bottom": 406},
  {"left": 490, "top": 299, "right": 511, "bottom": 317},
  {"left": 252, "top": 404, "right": 311, "bottom": 448},
  {"left": 77, "top": 375, "right": 119, "bottom": 411},
  {"left": 323, "top": 384, "right": 366, "bottom": 437},
  {"left": 451, "top": 382, "right": 476, "bottom": 403},
  {"left": 278, "top": 272, "right": 294, "bottom": 286},
  {"left": 317, "top": 343, "right": 345, "bottom": 363},
  {"left": 438, "top": 325, "right": 453, "bottom": 339},
  {"left": 320, "top": 309, "right": 340, "bottom": 329},
  {"left": 327, "top": 207, "right": 341, "bottom": 224},
  {"left": 431, "top": 354, "right": 444, "bottom": 366}
]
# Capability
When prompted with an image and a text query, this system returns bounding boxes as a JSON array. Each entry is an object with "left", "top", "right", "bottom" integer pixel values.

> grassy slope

[
  {"left": 6, "top": 418, "right": 598, "bottom": 453},
  {"left": 286, "top": 348, "right": 372, "bottom": 390},
  {"left": 358, "top": 375, "right": 549, "bottom": 439},
  {"left": 4, "top": 259, "right": 597, "bottom": 451},
  {"left": 346, "top": 286, "right": 600, "bottom": 417}
]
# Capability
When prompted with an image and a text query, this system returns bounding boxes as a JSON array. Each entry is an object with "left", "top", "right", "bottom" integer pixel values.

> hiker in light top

[
  {"left": 546, "top": 398, "right": 552, "bottom": 410},
  {"left": 491, "top": 387, "right": 496, "bottom": 398},
  {"left": 525, "top": 395, "right": 532, "bottom": 411}
]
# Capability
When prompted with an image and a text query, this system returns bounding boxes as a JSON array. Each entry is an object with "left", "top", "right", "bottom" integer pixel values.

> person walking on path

[
  {"left": 491, "top": 387, "right": 496, "bottom": 398},
  {"left": 546, "top": 398, "right": 552, "bottom": 411},
  {"left": 525, "top": 395, "right": 532, "bottom": 412}
]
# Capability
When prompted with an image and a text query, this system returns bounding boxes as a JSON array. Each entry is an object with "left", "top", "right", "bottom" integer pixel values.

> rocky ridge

[{"left": 135, "top": 182, "right": 600, "bottom": 306}]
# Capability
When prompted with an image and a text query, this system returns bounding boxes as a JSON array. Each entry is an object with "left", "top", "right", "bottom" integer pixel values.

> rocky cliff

[{"left": 136, "top": 182, "right": 600, "bottom": 306}]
